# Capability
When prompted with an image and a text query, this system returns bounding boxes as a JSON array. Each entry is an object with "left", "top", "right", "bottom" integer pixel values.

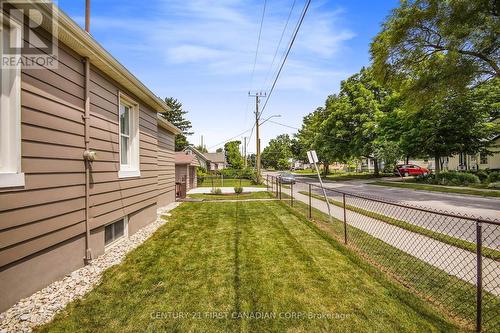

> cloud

[
  {"left": 78, "top": 0, "right": 354, "bottom": 92},
  {"left": 167, "top": 45, "right": 227, "bottom": 63}
]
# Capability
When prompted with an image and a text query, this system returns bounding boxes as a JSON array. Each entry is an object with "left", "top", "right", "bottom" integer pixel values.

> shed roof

[{"left": 175, "top": 152, "right": 200, "bottom": 166}]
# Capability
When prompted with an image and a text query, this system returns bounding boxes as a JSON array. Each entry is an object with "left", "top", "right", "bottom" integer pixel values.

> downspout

[{"left": 82, "top": 57, "right": 94, "bottom": 264}]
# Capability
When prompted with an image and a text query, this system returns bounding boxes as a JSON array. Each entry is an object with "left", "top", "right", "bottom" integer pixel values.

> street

[{"left": 266, "top": 172, "right": 500, "bottom": 221}]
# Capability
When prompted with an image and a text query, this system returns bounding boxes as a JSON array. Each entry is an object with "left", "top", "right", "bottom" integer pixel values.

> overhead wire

[
  {"left": 259, "top": 0, "right": 312, "bottom": 119},
  {"left": 262, "top": 0, "right": 297, "bottom": 91}
]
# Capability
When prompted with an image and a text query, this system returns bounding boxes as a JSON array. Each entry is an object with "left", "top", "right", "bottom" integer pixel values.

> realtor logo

[{"left": 1, "top": 0, "right": 58, "bottom": 69}]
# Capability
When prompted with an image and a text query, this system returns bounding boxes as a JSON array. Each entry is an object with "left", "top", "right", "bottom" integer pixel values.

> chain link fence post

[
  {"left": 476, "top": 220, "right": 482, "bottom": 333},
  {"left": 308, "top": 183, "right": 312, "bottom": 219},
  {"left": 266, "top": 175, "right": 269, "bottom": 191},
  {"left": 343, "top": 193, "right": 347, "bottom": 244},
  {"left": 279, "top": 178, "right": 282, "bottom": 200},
  {"left": 291, "top": 182, "right": 294, "bottom": 207}
]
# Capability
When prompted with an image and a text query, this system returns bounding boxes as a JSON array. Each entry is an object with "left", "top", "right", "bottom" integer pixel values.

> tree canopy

[
  {"left": 224, "top": 141, "right": 243, "bottom": 169},
  {"left": 160, "top": 97, "right": 194, "bottom": 151},
  {"left": 261, "top": 134, "right": 293, "bottom": 170},
  {"left": 371, "top": 0, "right": 499, "bottom": 104}
]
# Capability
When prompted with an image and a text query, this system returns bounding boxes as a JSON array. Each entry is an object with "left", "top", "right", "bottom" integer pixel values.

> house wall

[
  {"left": 0, "top": 27, "right": 175, "bottom": 310},
  {"left": 157, "top": 127, "right": 176, "bottom": 207},
  {"left": 446, "top": 139, "right": 500, "bottom": 171}
]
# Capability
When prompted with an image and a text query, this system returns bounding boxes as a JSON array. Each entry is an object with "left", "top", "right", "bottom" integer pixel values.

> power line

[
  {"left": 262, "top": 0, "right": 297, "bottom": 90},
  {"left": 265, "top": 120, "right": 300, "bottom": 130},
  {"left": 260, "top": 0, "right": 311, "bottom": 118},
  {"left": 207, "top": 127, "right": 254, "bottom": 149},
  {"left": 249, "top": 0, "right": 267, "bottom": 93},
  {"left": 244, "top": 0, "right": 267, "bottom": 134}
]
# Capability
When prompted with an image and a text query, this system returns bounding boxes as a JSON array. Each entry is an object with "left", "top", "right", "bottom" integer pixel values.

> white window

[
  {"left": 118, "top": 93, "right": 140, "bottom": 178},
  {"left": 0, "top": 20, "right": 24, "bottom": 188},
  {"left": 104, "top": 217, "right": 128, "bottom": 248}
]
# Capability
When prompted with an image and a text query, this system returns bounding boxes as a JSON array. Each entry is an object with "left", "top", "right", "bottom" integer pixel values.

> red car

[{"left": 394, "top": 164, "right": 430, "bottom": 177}]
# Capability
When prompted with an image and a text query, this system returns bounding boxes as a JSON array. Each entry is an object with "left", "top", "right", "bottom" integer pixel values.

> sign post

[{"left": 307, "top": 150, "right": 333, "bottom": 223}]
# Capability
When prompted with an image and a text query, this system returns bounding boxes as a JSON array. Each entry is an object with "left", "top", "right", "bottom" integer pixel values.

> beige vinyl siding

[
  {"left": 87, "top": 67, "right": 158, "bottom": 231},
  {"left": 157, "top": 127, "right": 176, "bottom": 206},
  {"left": 0, "top": 29, "right": 175, "bottom": 310},
  {"left": 0, "top": 37, "right": 86, "bottom": 267}
]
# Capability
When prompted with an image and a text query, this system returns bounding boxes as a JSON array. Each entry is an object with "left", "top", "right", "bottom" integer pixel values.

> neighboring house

[
  {"left": 183, "top": 145, "right": 209, "bottom": 170},
  {"left": 0, "top": 3, "right": 181, "bottom": 311},
  {"left": 175, "top": 151, "right": 200, "bottom": 197},
  {"left": 446, "top": 135, "right": 500, "bottom": 171},
  {"left": 204, "top": 152, "right": 226, "bottom": 171}
]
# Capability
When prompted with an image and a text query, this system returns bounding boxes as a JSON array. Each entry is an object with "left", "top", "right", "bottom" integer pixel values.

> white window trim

[
  {"left": 0, "top": 20, "right": 24, "bottom": 188},
  {"left": 104, "top": 216, "right": 129, "bottom": 250},
  {"left": 118, "top": 92, "right": 140, "bottom": 179}
]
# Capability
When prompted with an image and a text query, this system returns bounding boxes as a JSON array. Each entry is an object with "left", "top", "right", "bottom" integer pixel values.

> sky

[{"left": 57, "top": 0, "right": 399, "bottom": 153}]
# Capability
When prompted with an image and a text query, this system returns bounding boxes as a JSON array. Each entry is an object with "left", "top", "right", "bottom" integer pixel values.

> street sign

[
  {"left": 307, "top": 150, "right": 318, "bottom": 164},
  {"left": 306, "top": 150, "right": 332, "bottom": 222}
]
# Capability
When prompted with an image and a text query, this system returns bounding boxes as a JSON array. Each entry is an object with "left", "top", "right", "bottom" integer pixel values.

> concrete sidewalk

[
  {"left": 288, "top": 188, "right": 500, "bottom": 296},
  {"left": 187, "top": 187, "right": 267, "bottom": 194}
]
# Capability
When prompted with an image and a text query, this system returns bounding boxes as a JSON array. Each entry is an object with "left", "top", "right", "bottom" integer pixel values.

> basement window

[
  {"left": 0, "top": 21, "right": 24, "bottom": 188},
  {"left": 104, "top": 218, "right": 127, "bottom": 247},
  {"left": 118, "top": 93, "right": 140, "bottom": 178}
]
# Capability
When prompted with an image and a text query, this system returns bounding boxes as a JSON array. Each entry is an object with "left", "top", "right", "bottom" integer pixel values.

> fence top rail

[{"left": 268, "top": 175, "right": 500, "bottom": 226}]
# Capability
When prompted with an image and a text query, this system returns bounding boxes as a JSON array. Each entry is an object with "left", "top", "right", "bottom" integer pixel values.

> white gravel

[{"left": 0, "top": 202, "right": 181, "bottom": 333}]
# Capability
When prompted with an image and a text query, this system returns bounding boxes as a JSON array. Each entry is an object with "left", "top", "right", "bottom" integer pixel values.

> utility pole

[
  {"left": 248, "top": 91, "right": 266, "bottom": 179},
  {"left": 243, "top": 137, "right": 247, "bottom": 168},
  {"left": 85, "top": 0, "right": 91, "bottom": 32}
]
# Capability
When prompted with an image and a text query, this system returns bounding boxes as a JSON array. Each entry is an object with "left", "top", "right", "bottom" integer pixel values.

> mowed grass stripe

[{"left": 36, "top": 201, "right": 458, "bottom": 333}]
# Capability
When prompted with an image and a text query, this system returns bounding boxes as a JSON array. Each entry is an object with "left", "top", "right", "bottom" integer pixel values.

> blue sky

[{"left": 58, "top": 0, "right": 398, "bottom": 153}]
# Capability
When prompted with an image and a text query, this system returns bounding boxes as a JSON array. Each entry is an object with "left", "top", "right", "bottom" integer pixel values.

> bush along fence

[
  {"left": 197, "top": 175, "right": 261, "bottom": 188},
  {"left": 266, "top": 175, "right": 500, "bottom": 333}
]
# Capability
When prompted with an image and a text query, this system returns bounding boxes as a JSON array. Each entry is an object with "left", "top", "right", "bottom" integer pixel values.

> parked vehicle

[
  {"left": 278, "top": 172, "right": 296, "bottom": 184},
  {"left": 394, "top": 164, "right": 430, "bottom": 177}
]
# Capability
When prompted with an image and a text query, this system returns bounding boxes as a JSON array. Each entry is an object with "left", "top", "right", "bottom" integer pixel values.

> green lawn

[
  {"left": 275, "top": 192, "right": 499, "bottom": 332},
  {"left": 369, "top": 181, "right": 500, "bottom": 198},
  {"left": 198, "top": 178, "right": 265, "bottom": 188},
  {"left": 36, "top": 201, "right": 458, "bottom": 333},
  {"left": 188, "top": 192, "right": 273, "bottom": 200}
]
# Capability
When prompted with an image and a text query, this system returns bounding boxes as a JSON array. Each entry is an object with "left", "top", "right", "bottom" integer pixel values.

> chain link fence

[{"left": 267, "top": 175, "right": 500, "bottom": 332}]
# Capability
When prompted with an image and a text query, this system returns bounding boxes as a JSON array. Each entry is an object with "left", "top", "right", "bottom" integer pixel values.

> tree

[
  {"left": 261, "top": 134, "right": 293, "bottom": 170},
  {"left": 195, "top": 145, "right": 208, "bottom": 153},
  {"left": 296, "top": 107, "right": 333, "bottom": 175},
  {"left": 224, "top": 141, "right": 243, "bottom": 169},
  {"left": 321, "top": 68, "right": 392, "bottom": 175},
  {"left": 393, "top": 80, "right": 499, "bottom": 172},
  {"left": 371, "top": 0, "right": 499, "bottom": 105},
  {"left": 160, "top": 97, "right": 193, "bottom": 151},
  {"left": 216, "top": 148, "right": 223, "bottom": 153}
]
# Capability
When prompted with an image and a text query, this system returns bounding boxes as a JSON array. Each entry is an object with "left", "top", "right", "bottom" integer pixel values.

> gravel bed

[{"left": 0, "top": 202, "right": 181, "bottom": 333}]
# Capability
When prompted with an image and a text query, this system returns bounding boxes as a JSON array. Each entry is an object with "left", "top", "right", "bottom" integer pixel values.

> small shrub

[
  {"left": 211, "top": 187, "right": 222, "bottom": 195},
  {"left": 435, "top": 171, "right": 480, "bottom": 186},
  {"left": 474, "top": 170, "right": 489, "bottom": 183},
  {"left": 415, "top": 173, "right": 435, "bottom": 183},
  {"left": 234, "top": 186, "right": 243, "bottom": 194},
  {"left": 487, "top": 182, "right": 500, "bottom": 189},
  {"left": 250, "top": 172, "right": 263, "bottom": 185},
  {"left": 487, "top": 171, "right": 500, "bottom": 184}
]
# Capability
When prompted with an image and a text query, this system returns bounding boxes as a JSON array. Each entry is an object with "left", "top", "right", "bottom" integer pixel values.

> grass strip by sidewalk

[
  {"left": 369, "top": 181, "right": 500, "bottom": 198},
  {"left": 188, "top": 192, "right": 273, "bottom": 201},
  {"left": 298, "top": 190, "right": 500, "bottom": 261},
  {"left": 275, "top": 192, "right": 499, "bottom": 331},
  {"left": 35, "top": 201, "right": 458, "bottom": 333}
]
